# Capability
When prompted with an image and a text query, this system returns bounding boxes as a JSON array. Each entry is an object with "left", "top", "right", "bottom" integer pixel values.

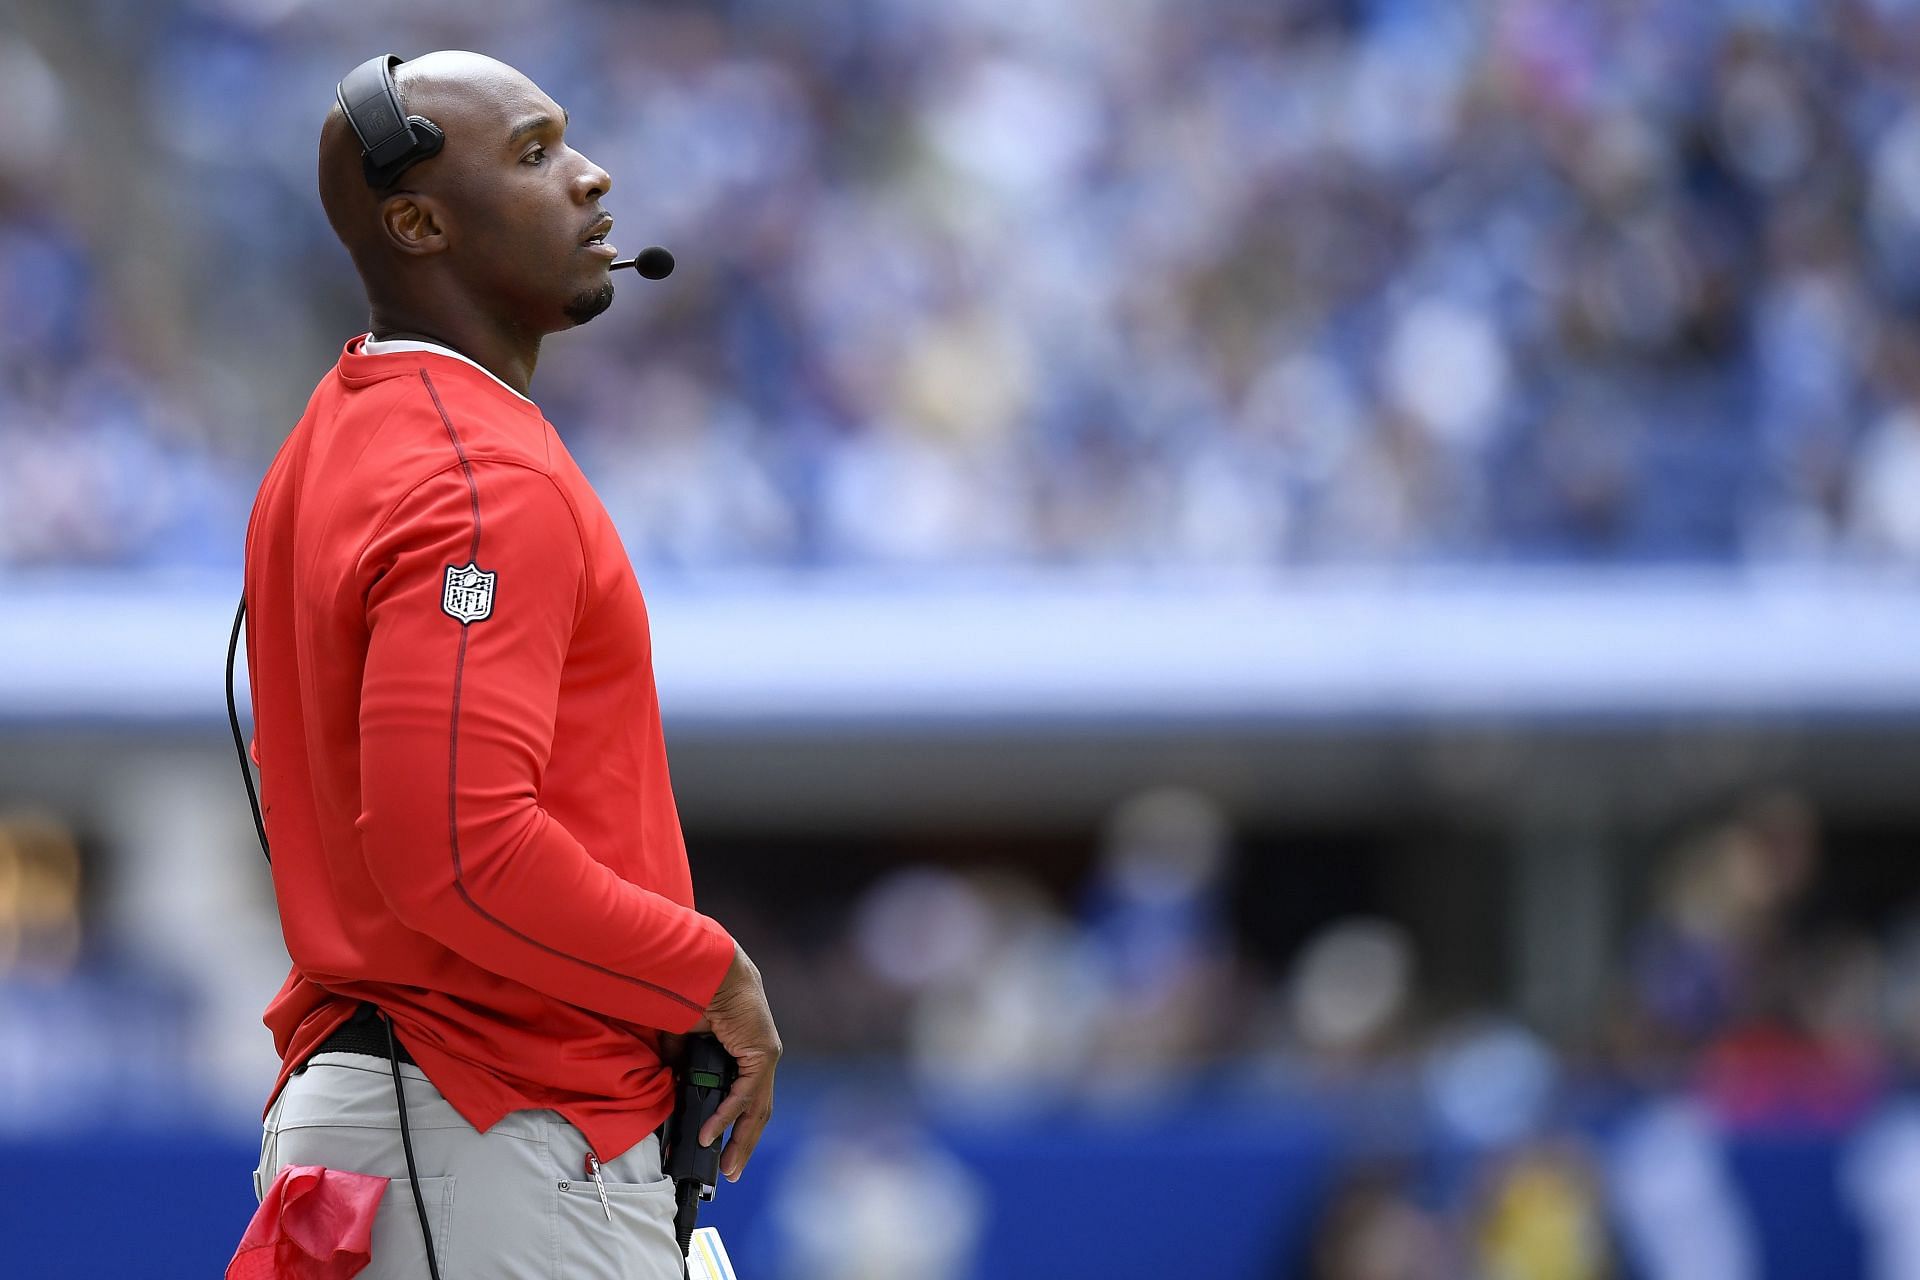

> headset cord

[
  {"left": 233, "top": 601, "right": 439, "bottom": 1275},
  {"left": 384, "top": 1013, "right": 444, "bottom": 1280},
  {"left": 225, "top": 596, "right": 270, "bottom": 864},
  {"left": 676, "top": 1180, "right": 697, "bottom": 1279}
]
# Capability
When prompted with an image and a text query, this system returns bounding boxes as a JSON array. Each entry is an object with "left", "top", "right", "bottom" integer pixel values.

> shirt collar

[{"left": 357, "top": 333, "right": 537, "bottom": 406}]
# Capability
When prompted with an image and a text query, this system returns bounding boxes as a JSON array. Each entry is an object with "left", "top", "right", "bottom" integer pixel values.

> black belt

[{"left": 297, "top": 1002, "right": 416, "bottom": 1071}]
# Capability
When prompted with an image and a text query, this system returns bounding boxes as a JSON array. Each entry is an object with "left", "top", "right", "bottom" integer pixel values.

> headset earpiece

[{"left": 335, "top": 54, "right": 445, "bottom": 190}]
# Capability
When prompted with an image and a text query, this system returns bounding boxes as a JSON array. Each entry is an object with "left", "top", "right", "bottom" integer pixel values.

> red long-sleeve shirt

[{"left": 243, "top": 333, "right": 734, "bottom": 1162}]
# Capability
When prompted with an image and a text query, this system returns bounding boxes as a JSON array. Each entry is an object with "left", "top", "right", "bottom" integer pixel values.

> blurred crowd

[
  {"left": 7, "top": 0, "right": 1920, "bottom": 570},
  {"left": 718, "top": 785, "right": 1920, "bottom": 1279},
  {"left": 10, "top": 781, "right": 1920, "bottom": 1277}
]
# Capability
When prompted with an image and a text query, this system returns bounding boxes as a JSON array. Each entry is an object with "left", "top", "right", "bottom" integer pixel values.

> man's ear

[{"left": 380, "top": 194, "right": 448, "bottom": 257}]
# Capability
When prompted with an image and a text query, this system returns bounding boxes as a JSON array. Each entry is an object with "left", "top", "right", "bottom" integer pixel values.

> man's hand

[{"left": 691, "top": 942, "right": 781, "bottom": 1181}]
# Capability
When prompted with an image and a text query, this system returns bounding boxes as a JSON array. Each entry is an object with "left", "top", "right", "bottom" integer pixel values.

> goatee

[{"left": 564, "top": 281, "right": 615, "bottom": 326}]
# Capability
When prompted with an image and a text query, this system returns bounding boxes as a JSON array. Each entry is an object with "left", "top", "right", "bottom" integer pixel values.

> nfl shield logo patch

[{"left": 442, "top": 562, "right": 496, "bottom": 624}]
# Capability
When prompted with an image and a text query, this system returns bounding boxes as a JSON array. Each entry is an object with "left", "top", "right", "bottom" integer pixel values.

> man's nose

[{"left": 575, "top": 153, "right": 612, "bottom": 202}]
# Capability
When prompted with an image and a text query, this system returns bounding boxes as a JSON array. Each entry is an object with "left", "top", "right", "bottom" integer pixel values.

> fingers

[
  {"left": 698, "top": 1054, "right": 777, "bottom": 1180},
  {"left": 719, "top": 1090, "right": 773, "bottom": 1181},
  {"left": 699, "top": 1063, "right": 762, "bottom": 1150}
]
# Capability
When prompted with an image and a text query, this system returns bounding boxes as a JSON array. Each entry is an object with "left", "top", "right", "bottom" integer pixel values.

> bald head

[{"left": 317, "top": 51, "right": 618, "bottom": 337}]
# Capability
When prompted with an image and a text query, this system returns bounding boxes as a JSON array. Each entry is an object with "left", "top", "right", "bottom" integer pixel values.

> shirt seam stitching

[{"left": 535, "top": 467, "right": 594, "bottom": 627}]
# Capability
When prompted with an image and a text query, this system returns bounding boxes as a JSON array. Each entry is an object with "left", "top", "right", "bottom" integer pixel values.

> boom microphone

[{"left": 612, "top": 246, "right": 675, "bottom": 279}]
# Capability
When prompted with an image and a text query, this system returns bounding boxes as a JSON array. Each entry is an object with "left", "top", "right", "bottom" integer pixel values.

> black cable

[
  {"left": 231, "top": 601, "right": 441, "bottom": 1276},
  {"left": 384, "top": 1012, "right": 443, "bottom": 1280},
  {"left": 676, "top": 1180, "right": 699, "bottom": 1278},
  {"left": 225, "top": 596, "right": 270, "bottom": 864}
]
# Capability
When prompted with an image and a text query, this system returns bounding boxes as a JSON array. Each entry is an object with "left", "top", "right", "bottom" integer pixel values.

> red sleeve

[{"left": 354, "top": 457, "right": 733, "bottom": 1031}]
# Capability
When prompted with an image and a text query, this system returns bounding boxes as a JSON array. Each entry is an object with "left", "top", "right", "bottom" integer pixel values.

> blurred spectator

[
  {"left": 1608, "top": 1101, "right": 1759, "bottom": 1280},
  {"left": 0, "top": 810, "right": 82, "bottom": 977},
  {"left": 0, "top": 811, "right": 197, "bottom": 1132},
  {"left": 1843, "top": 1102, "right": 1920, "bottom": 1280},
  {"left": 1079, "top": 787, "right": 1244, "bottom": 1091},
  {"left": 769, "top": 1106, "right": 986, "bottom": 1280},
  {"left": 902, "top": 870, "right": 1107, "bottom": 1103},
  {"left": 1470, "top": 1144, "right": 1612, "bottom": 1280},
  {"left": 1423, "top": 1018, "right": 1557, "bottom": 1151},
  {"left": 1625, "top": 792, "right": 1818, "bottom": 1053},
  {"left": 1307, "top": 1168, "right": 1452, "bottom": 1280},
  {"left": 1614, "top": 789, "right": 1888, "bottom": 1126},
  {"left": 1288, "top": 918, "right": 1419, "bottom": 1067}
]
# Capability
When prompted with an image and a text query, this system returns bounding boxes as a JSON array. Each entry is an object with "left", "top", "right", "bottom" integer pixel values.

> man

[{"left": 240, "top": 51, "right": 779, "bottom": 1279}]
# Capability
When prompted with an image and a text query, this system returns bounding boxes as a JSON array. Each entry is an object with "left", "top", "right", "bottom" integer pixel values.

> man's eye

[{"left": 523, "top": 146, "right": 545, "bottom": 165}]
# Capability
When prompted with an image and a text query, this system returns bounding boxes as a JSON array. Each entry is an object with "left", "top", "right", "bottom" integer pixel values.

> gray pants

[{"left": 254, "top": 1051, "right": 683, "bottom": 1280}]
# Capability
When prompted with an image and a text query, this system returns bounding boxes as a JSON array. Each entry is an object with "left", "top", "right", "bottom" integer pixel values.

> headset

[
  {"left": 229, "top": 645, "right": 444, "bottom": 1280},
  {"left": 228, "top": 50, "right": 434, "bottom": 856},
  {"left": 228, "top": 601, "right": 444, "bottom": 1280},
  {"left": 223, "top": 53, "right": 443, "bottom": 854},
  {"left": 219, "top": 56, "right": 450, "bottom": 1280},
  {"left": 335, "top": 54, "right": 445, "bottom": 189}
]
